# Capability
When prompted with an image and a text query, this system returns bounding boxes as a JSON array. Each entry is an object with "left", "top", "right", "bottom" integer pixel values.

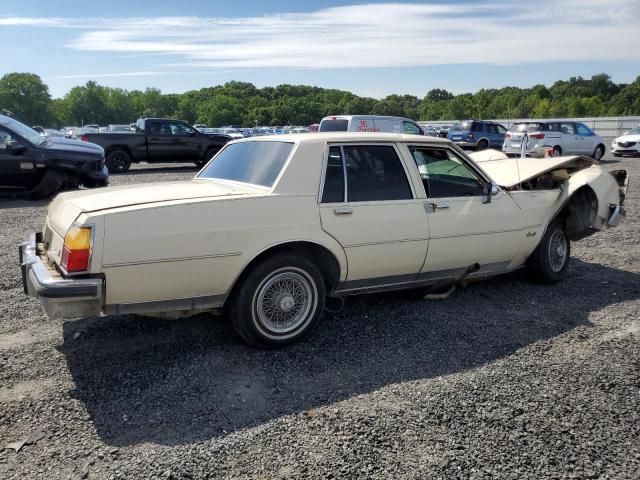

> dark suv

[{"left": 447, "top": 120, "right": 507, "bottom": 150}]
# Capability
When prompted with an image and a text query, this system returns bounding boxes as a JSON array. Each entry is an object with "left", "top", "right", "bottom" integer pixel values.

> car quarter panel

[{"left": 96, "top": 195, "right": 347, "bottom": 306}]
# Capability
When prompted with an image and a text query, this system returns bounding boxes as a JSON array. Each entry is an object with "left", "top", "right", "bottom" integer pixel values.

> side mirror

[
  {"left": 482, "top": 182, "right": 499, "bottom": 204},
  {"left": 6, "top": 141, "right": 26, "bottom": 155}
]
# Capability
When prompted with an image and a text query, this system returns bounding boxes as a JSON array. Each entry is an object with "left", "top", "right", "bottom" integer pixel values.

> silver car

[{"left": 503, "top": 121, "right": 606, "bottom": 160}]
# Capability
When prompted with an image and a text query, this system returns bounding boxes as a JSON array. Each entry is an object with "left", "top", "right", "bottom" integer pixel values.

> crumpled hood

[
  {"left": 469, "top": 149, "right": 596, "bottom": 188},
  {"left": 52, "top": 179, "right": 265, "bottom": 214}
]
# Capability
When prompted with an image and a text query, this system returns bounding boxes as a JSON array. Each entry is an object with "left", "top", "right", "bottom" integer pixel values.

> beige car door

[
  {"left": 319, "top": 144, "right": 429, "bottom": 283},
  {"left": 406, "top": 145, "right": 527, "bottom": 275}
]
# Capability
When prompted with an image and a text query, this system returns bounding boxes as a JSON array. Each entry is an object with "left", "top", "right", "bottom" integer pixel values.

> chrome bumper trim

[{"left": 20, "top": 232, "right": 103, "bottom": 319}]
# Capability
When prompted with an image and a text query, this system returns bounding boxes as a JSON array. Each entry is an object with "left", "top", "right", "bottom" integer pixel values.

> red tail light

[
  {"left": 530, "top": 133, "right": 545, "bottom": 139},
  {"left": 505, "top": 133, "right": 511, "bottom": 139},
  {"left": 61, "top": 247, "right": 91, "bottom": 272},
  {"left": 80, "top": 135, "right": 89, "bottom": 142}
]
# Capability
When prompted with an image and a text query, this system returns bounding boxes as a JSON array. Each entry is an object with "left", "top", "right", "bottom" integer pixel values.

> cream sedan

[{"left": 20, "top": 133, "right": 628, "bottom": 347}]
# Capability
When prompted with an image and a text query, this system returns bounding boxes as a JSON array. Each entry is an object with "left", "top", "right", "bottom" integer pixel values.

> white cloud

[{"left": 1, "top": 1, "right": 638, "bottom": 70}]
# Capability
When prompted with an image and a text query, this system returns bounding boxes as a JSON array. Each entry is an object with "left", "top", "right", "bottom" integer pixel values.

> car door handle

[
  {"left": 333, "top": 207, "right": 353, "bottom": 216},
  {"left": 427, "top": 202, "right": 450, "bottom": 212}
]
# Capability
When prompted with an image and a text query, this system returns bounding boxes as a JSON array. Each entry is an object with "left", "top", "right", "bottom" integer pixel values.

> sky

[{"left": 1, "top": 0, "right": 638, "bottom": 99}]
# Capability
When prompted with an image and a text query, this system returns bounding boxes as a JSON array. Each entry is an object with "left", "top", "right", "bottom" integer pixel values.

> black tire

[
  {"left": 227, "top": 254, "right": 326, "bottom": 348},
  {"left": 526, "top": 218, "right": 571, "bottom": 284},
  {"left": 552, "top": 145, "right": 562, "bottom": 157},
  {"left": 475, "top": 140, "right": 489, "bottom": 151},
  {"left": 105, "top": 149, "right": 132, "bottom": 173},
  {"left": 28, "top": 170, "right": 66, "bottom": 199},
  {"left": 592, "top": 144, "right": 605, "bottom": 161},
  {"left": 195, "top": 147, "right": 217, "bottom": 168}
]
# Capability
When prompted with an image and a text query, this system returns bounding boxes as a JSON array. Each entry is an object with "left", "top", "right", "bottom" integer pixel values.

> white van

[{"left": 319, "top": 115, "right": 425, "bottom": 135}]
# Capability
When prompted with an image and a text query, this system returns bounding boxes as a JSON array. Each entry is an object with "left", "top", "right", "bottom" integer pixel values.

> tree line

[{"left": 1, "top": 72, "right": 638, "bottom": 128}]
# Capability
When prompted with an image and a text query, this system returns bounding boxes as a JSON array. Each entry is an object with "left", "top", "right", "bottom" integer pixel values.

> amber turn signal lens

[
  {"left": 64, "top": 225, "right": 92, "bottom": 250},
  {"left": 61, "top": 225, "right": 92, "bottom": 273}
]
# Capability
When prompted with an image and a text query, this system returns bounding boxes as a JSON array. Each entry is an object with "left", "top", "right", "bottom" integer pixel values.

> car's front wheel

[
  {"left": 228, "top": 254, "right": 326, "bottom": 348},
  {"left": 526, "top": 219, "right": 571, "bottom": 284}
]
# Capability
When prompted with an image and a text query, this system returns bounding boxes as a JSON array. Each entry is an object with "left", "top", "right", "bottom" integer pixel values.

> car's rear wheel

[
  {"left": 527, "top": 218, "right": 570, "bottom": 284},
  {"left": 476, "top": 140, "right": 488, "bottom": 151},
  {"left": 195, "top": 147, "right": 217, "bottom": 168},
  {"left": 106, "top": 149, "right": 132, "bottom": 173},
  {"left": 592, "top": 145, "right": 605, "bottom": 161},
  {"left": 552, "top": 145, "right": 562, "bottom": 157},
  {"left": 227, "top": 254, "right": 325, "bottom": 348}
]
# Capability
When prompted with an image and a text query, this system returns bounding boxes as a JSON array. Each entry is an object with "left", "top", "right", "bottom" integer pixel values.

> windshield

[
  {"left": 509, "top": 123, "right": 546, "bottom": 132},
  {"left": 2, "top": 116, "right": 46, "bottom": 145},
  {"left": 319, "top": 119, "right": 348, "bottom": 132},
  {"left": 198, "top": 141, "right": 294, "bottom": 187},
  {"left": 624, "top": 127, "right": 640, "bottom": 136}
]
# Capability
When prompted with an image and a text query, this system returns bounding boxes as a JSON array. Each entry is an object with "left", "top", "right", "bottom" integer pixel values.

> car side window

[
  {"left": 402, "top": 121, "right": 421, "bottom": 135},
  {"left": 497, "top": 125, "right": 507, "bottom": 135},
  {"left": 342, "top": 145, "right": 412, "bottom": 202},
  {"left": 576, "top": 123, "right": 591, "bottom": 136},
  {"left": 0, "top": 129, "right": 17, "bottom": 152},
  {"left": 321, "top": 146, "right": 345, "bottom": 203},
  {"left": 148, "top": 121, "right": 171, "bottom": 136},
  {"left": 409, "top": 147, "right": 486, "bottom": 198},
  {"left": 470, "top": 122, "right": 483, "bottom": 132},
  {"left": 486, "top": 124, "right": 497, "bottom": 134},
  {"left": 560, "top": 122, "right": 576, "bottom": 135},
  {"left": 169, "top": 122, "right": 195, "bottom": 136},
  {"left": 548, "top": 123, "right": 560, "bottom": 132}
]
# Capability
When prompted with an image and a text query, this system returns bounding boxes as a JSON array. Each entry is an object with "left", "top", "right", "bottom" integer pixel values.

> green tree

[{"left": 0, "top": 72, "right": 52, "bottom": 125}]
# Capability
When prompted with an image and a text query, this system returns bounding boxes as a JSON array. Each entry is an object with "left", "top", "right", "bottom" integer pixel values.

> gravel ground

[{"left": 1, "top": 156, "right": 639, "bottom": 479}]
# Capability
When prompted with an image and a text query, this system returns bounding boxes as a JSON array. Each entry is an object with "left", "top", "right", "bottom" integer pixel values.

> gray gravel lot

[{"left": 1, "top": 156, "right": 639, "bottom": 479}]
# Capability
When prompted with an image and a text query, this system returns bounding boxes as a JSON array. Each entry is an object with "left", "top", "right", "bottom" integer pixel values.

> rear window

[
  {"left": 509, "top": 123, "right": 547, "bottom": 132},
  {"left": 198, "top": 141, "right": 294, "bottom": 187},
  {"left": 451, "top": 122, "right": 468, "bottom": 131},
  {"left": 319, "top": 119, "right": 349, "bottom": 132}
]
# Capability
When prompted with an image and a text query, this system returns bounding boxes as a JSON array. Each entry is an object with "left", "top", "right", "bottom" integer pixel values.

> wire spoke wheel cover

[
  {"left": 548, "top": 228, "right": 568, "bottom": 273},
  {"left": 252, "top": 267, "right": 317, "bottom": 337}
]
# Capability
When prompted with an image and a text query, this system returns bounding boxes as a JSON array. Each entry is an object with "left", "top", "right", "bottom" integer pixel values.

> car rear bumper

[{"left": 20, "top": 232, "right": 103, "bottom": 319}]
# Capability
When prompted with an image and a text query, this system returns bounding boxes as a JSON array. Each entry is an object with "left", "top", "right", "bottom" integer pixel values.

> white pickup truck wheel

[{"left": 228, "top": 254, "right": 326, "bottom": 348}]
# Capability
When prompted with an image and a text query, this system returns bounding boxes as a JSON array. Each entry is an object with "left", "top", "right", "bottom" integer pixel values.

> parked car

[
  {"left": 44, "top": 129, "right": 64, "bottom": 138},
  {"left": 78, "top": 118, "right": 231, "bottom": 173},
  {"left": 193, "top": 124, "right": 208, "bottom": 131},
  {"left": 448, "top": 120, "right": 507, "bottom": 150},
  {"left": 74, "top": 127, "right": 99, "bottom": 138},
  {"left": 436, "top": 125, "right": 451, "bottom": 138},
  {"left": 503, "top": 121, "right": 606, "bottom": 160},
  {"left": 611, "top": 126, "right": 640, "bottom": 157},
  {"left": 20, "top": 133, "right": 627, "bottom": 347},
  {"left": 319, "top": 115, "right": 425, "bottom": 135},
  {"left": 63, "top": 127, "right": 79, "bottom": 138},
  {"left": 0, "top": 114, "right": 108, "bottom": 198},
  {"left": 220, "top": 128, "right": 245, "bottom": 139},
  {"left": 107, "top": 124, "right": 134, "bottom": 133}
]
